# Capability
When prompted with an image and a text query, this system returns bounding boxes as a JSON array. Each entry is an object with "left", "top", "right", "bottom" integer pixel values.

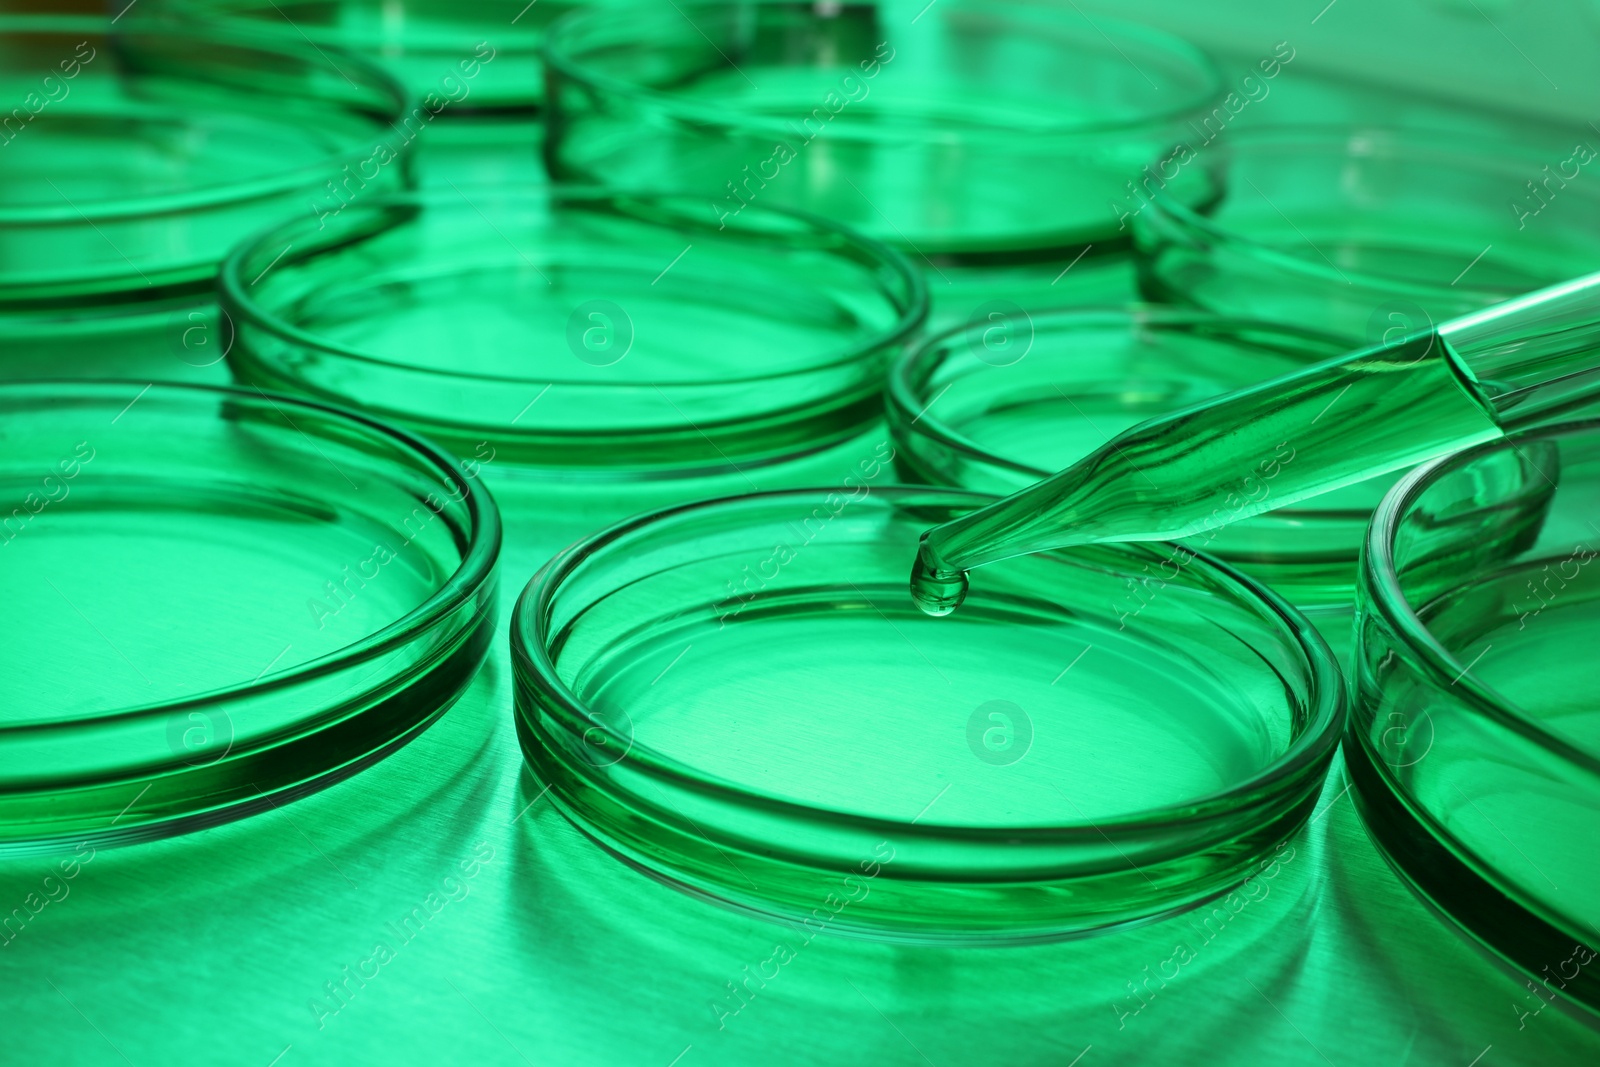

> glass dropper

[{"left": 911, "top": 270, "right": 1600, "bottom": 615}]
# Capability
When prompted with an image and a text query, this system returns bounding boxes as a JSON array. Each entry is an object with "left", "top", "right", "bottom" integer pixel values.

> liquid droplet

[{"left": 910, "top": 540, "right": 968, "bottom": 617}]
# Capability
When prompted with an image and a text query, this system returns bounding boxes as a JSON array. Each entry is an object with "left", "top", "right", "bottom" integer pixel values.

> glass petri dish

[
  {"left": 1350, "top": 420, "right": 1600, "bottom": 1014},
  {"left": 511, "top": 487, "right": 1344, "bottom": 943},
  {"left": 541, "top": 0, "right": 1222, "bottom": 292},
  {"left": 887, "top": 308, "right": 1373, "bottom": 649},
  {"left": 0, "top": 16, "right": 409, "bottom": 380},
  {"left": 128, "top": 0, "right": 582, "bottom": 185},
  {"left": 221, "top": 186, "right": 925, "bottom": 475},
  {"left": 1134, "top": 127, "right": 1600, "bottom": 344},
  {"left": 0, "top": 381, "right": 499, "bottom": 853}
]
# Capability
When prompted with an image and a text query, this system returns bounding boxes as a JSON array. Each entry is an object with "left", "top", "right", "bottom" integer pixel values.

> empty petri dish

[
  {"left": 129, "top": 0, "right": 580, "bottom": 185},
  {"left": 1350, "top": 419, "right": 1600, "bottom": 1013},
  {"left": 887, "top": 308, "right": 1377, "bottom": 649},
  {"left": 541, "top": 0, "right": 1221, "bottom": 319},
  {"left": 221, "top": 186, "right": 924, "bottom": 475},
  {"left": 0, "top": 16, "right": 408, "bottom": 381},
  {"left": 1134, "top": 127, "right": 1600, "bottom": 343},
  {"left": 0, "top": 382, "right": 499, "bottom": 853},
  {"left": 511, "top": 487, "right": 1344, "bottom": 942}
]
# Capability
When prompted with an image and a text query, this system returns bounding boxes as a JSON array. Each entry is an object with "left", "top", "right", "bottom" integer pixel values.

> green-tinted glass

[
  {"left": 127, "top": 0, "right": 585, "bottom": 186},
  {"left": 1350, "top": 418, "right": 1600, "bottom": 1015},
  {"left": 0, "top": 382, "right": 498, "bottom": 848},
  {"left": 888, "top": 307, "right": 1376, "bottom": 652},
  {"left": 513, "top": 485, "right": 1342, "bottom": 940},
  {"left": 541, "top": 0, "right": 1220, "bottom": 322},
  {"left": 221, "top": 185, "right": 926, "bottom": 575},
  {"left": 1135, "top": 127, "right": 1600, "bottom": 343},
  {"left": 912, "top": 270, "right": 1600, "bottom": 616},
  {"left": 0, "top": 16, "right": 410, "bottom": 381},
  {"left": 223, "top": 187, "right": 924, "bottom": 472}
]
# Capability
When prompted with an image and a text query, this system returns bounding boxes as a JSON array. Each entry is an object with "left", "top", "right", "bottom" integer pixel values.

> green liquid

[{"left": 911, "top": 332, "right": 1504, "bottom": 614}]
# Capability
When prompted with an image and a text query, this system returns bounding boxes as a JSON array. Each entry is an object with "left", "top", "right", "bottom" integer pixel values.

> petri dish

[
  {"left": 0, "top": 16, "right": 409, "bottom": 381},
  {"left": 128, "top": 0, "right": 582, "bottom": 185},
  {"left": 221, "top": 186, "right": 925, "bottom": 475},
  {"left": 511, "top": 487, "right": 1344, "bottom": 942},
  {"left": 541, "top": 0, "right": 1221, "bottom": 319},
  {"left": 1350, "top": 419, "right": 1600, "bottom": 1014},
  {"left": 0, "top": 381, "right": 499, "bottom": 853},
  {"left": 887, "top": 308, "right": 1372, "bottom": 647},
  {"left": 1134, "top": 127, "right": 1600, "bottom": 344}
]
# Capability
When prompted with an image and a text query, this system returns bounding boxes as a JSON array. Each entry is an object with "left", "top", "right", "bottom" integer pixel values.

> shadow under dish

[
  {"left": 0, "top": 382, "right": 498, "bottom": 853},
  {"left": 511, "top": 487, "right": 1343, "bottom": 943}
]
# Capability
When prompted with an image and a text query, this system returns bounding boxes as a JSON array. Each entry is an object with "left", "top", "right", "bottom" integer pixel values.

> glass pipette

[{"left": 912, "top": 270, "right": 1600, "bottom": 615}]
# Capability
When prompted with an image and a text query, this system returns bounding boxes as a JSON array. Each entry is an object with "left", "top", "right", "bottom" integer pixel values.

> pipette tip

[{"left": 910, "top": 539, "right": 968, "bottom": 617}]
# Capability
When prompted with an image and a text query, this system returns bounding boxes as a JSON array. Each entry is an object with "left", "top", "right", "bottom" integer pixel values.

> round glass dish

[
  {"left": 511, "top": 487, "right": 1343, "bottom": 943},
  {"left": 1134, "top": 127, "right": 1600, "bottom": 343},
  {"left": 541, "top": 0, "right": 1222, "bottom": 259},
  {"left": 887, "top": 308, "right": 1372, "bottom": 646},
  {"left": 0, "top": 16, "right": 409, "bottom": 381},
  {"left": 128, "top": 0, "right": 580, "bottom": 185},
  {"left": 0, "top": 381, "right": 499, "bottom": 853},
  {"left": 221, "top": 186, "right": 925, "bottom": 474},
  {"left": 1350, "top": 420, "right": 1600, "bottom": 1013},
  {"left": 132, "top": 0, "right": 564, "bottom": 111}
]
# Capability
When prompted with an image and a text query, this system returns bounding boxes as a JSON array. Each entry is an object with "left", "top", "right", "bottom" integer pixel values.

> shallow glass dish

[
  {"left": 0, "top": 382, "right": 498, "bottom": 853},
  {"left": 222, "top": 187, "right": 925, "bottom": 474},
  {"left": 541, "top": 0, "right": 1221, "bottom": 258},
  {"left": 887, "top": 309, "right": 1378, "bottom": 642},
  {"left": 511, "top": 487, "right": 1343, "bottom": 942},
  {"left": 1134, "top": 127, "right": 1600, "bottom": 343},
  {"left": 129, "top": 0, "right": 580, "bottom": 184},
  {"left": 0, "top": 16, "right": 408, "bottom": 380},
  {"left": 132, "top": 0, "right": 567, "bottom": 111},
  {"left": 1350, "top": 420, "right": 1600, "bottom": 1013}
]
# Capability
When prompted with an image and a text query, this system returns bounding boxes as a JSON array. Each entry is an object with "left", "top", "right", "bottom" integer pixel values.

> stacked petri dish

[
  {"left": 1350, "top": 419, "right": 1600, "bottom": 1013},
  {"left": 541, "top": 0, "right": 1224, "bottom": 324},
  {"left": 0, "top": 15, "right": 410, "bottom": 381}
]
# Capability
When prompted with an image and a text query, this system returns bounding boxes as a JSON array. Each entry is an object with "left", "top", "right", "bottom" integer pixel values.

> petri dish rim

[
  {"left": 218, "top": 185, "right": 930, "bottom": 393},
  {"left": 0, "top": 15, "right": 410, "bottom": 227},
  {"left": 511, "top": 485, "right": 1346, "bottom": 844},
  {"left": 0, "top": 379, "right": 502, "bottom": 735},
  {"left": 539, "top": 0, "right": 1225, "bottom": 143},
  {"left": 1362, "top": 418, "right": 1600, "bottom": 774},
  {"left": 885, "top": 306, "right": 1374, "bottom": 520},
  {"left": 1138, "top": 125, "right": 1600, "bottom": 310}
]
